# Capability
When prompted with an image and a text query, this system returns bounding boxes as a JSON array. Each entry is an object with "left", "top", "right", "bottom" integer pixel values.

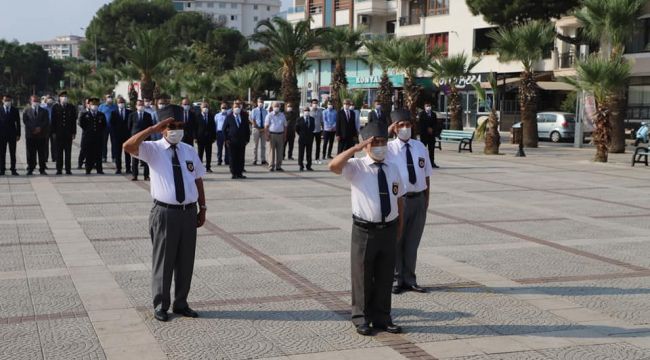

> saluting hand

[
  {"left": 353, "top": 136, "right": 373, "bottom": 152},
  {"left": 152, "top": 118, "right": 174, "bottom": 133}
]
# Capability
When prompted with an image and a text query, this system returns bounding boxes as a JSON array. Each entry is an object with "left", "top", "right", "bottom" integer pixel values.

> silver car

[{"left": 514, "top": 112, "right": 592, "bottom": 143}]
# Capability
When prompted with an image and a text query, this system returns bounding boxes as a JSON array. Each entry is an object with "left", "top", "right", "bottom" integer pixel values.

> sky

[{"left": 1, "top": 0, "right": 291, "bottom": 44}]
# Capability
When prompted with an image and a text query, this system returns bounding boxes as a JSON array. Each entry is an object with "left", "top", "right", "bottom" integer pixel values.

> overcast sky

[{"left": 2, "top": 0, "right": 291, "bottom": 44}]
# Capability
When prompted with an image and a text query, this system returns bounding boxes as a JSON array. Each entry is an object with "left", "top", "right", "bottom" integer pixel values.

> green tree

[
  {"left": 161, "top": 11, "right": 219, "bottom": 45},
  {"left": 429, "top": 52, "right": 480, "bottom": 130},
  {"left": 473, "top": 73, "right": 501, "bottom": 154},
  {"left": 251, "top": 18, "right": 323, "bottom": 106},
  {"left": 564, "top": 55, "right": 631, "bottom": 162},
  {"left": 489, "top": 20, "right": 556, "bottom": 148},
  {"left": 466, "top": 0, "right": 580, "bottom": 26},
  {"left": 365, "top": 38, "right": 398, "bottom": 112},
  {"left": 121, "top": 29, "right": 179, "bottom": 100},
  {"left": 0, "top": 40, "right": 62, "bottom": 101},
  {"left": 576, "top": 0, "right": 647, "bottom": 153},
  {"left": 320, "top": 27, "right": 365, "bottom": 109},
  {"left": 220, "top": 65, "right": 263, "bottom": 100}
]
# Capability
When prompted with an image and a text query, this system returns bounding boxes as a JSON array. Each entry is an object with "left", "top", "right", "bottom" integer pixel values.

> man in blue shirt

[
  {"left": 214, "top": 103, "right": 230, "bottom": 166},
  {"left": 322, "top": 103, "right": 338, "bottom": 159},
  {"left": 98, "top": 93, "right": 117, "bottom": 162},
  {"left": 249, "top": 98, "right": 268, "bottom": 166},
  {"left": 40, "top": 95, "right": 56, "bottom": 164},
  {"left": 143, "top": 97, "right": 161, "bottom": 141}
]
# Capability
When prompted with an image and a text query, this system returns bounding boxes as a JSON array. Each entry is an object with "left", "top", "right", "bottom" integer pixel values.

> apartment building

[
  {"left": 174, "top": 0, "right": 281, "bottom": 36},
  {"left": 35, "top": 35, "right": 85, "bottom": 60}
]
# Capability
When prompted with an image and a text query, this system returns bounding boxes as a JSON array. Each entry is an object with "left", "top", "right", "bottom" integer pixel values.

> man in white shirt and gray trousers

[
  {"left": 123, "top": 118, "right": 207, "bottom": 322},
  {"left": 387, "top": 109, "right": 432, "bottom": 295}
]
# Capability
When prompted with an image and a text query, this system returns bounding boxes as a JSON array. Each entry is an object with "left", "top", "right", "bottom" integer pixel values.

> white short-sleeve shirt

[
  {"left": 387, "top": 138, "right": 433, "bottom": 193},
  {"left": 135, "top": 139, "right": 206, "bottom": 205},
  {"left": 342, "top": 156, "right": 405, "bottom": 223},
  {"left": 265, "top": 112, "right": 286, "bottom": 133}
]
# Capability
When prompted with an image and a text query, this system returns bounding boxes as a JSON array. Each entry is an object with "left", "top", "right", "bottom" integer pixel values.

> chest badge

[
  {"left": 392, "top": 182, "right": 399, "bottom": 196},
  {"left": 186, "top": 160, "right": 194, "bottom": 172},
  {"left": 418, "top": 157, "right": 425, "bottom": 169}
]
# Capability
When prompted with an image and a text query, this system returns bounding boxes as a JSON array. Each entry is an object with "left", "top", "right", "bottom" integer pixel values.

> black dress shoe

[
  {"left": 154, "top": 309, "right": 168, "bottom": 322},
  {"left": 392, "top": 285, "right": 404, "bottom": 295},
  {"left": 261, "top": 161, "right": 268, "bottom": 165},
  {"left": 306, "top": 167, "right": 314, "bottom": 171},
  {"left": 39, "top": 170, "right": 47, "bottom": 175},
  {"left": 56, "top": 171, "right": 62, "bottom": 175},
  {"left": 115, "top": 170, "right": 122, "bottom": 174},
  {"left": 408, "top": 285, "right": 427, "bottom": 293},
  {"left": 0, "top": 171, "right": 4, "bottom": 176},
  {"left": 253, "top": 161, "right": 258, "bottom": 165},
  {"left": 374, "top": 322, "right": 402, "bottom": 334},
  {"left": 11, "top": 171, "right": 19, "bottom": 176},
  {"left": 432, "top": 163, "right": 440, "bottom": 169},
  {"left": 206, "top": 168, "right": 213, "bottom": 173},
  {"left": 144, "top": 176, "right": 150, "bottom": 181},
  {"left": 125, "top": 169, "right": 132, "bottom": 174},
  {"left": 276, "top": 168, "right": 284, "bottom": 172},
  {"left": 65, "top": 171, "right": 72, "bottom": 175},
  {"left": 131, "top": 177, "right": 138, "bottom": 181},
  {"left": 356, "top": 323, "right": 372, "bottom": 336},
  {"left": 232, "top": 175, "right": 237, "bottom": 179},
  {"left": 238, "top": 175, "right": 247, "bottom": 179},
  {"left": 97, "top": 171, "right": 105, "bottom": 175},
  {"left": 173, "top": 307, "right": 199, "bottom": 318},
  {"left": 27, "top": 171, "right": 33, "bottom": 176},
  {"left": 299, "top": 167, "right": 304, "bottom": 171}
]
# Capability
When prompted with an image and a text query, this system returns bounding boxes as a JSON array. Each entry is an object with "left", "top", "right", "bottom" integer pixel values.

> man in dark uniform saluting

[
  {"left": 328, "top": 120, "right": 405, "bottom": 336},
  {"left": 123, "top": 117, "right": 207, "bottom": 322}
]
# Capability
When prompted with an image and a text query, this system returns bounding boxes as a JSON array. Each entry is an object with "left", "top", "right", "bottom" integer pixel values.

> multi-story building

[
  {"left": 35, "top": 35, "right": 85, "bottom": 60},
  {"left": 289, "top": 0, "right": 650, "bottom": 130},
  {"left": 173, "top": 0, "right": 281, "bottom": 36}
]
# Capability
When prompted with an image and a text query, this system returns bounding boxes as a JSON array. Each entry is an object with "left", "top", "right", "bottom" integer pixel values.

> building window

[
  {"left": 254, "top": 4, "right": 258, "bottom": 9},
  {"left": 627, "top": 18, "right": 650, "bottom": 54},
  {"left": 231, "top": 15, "right": 237, "bottom": 20},
  {"left": 219, "top": 2, "right": 226, "bottom": 8},
  {"left": 187, "top": 2, "right": 191, "bottom": 7},
  {"left": 207, "top": 2, "right": 214, "bottom": 7},
  {"left": 267, "top": 5, "right": 270, "bottom": 10},
  {"left": 628, "top": 85, "right": 650, "bottom": 120},
  {"left": 473, "top": 27, "right": 497, "bottom": 55},
  {"left": 254, "top": 16, "right": 259, "bottom": 21},
  {"left": 428, "top": 0, "right": 448, "bottom": 16},
  {"left": 231, "top": 3, "right": 237, "bottom": 8},
  {"left": 428, "top": 32, "right": 448, "bottom": 56},
  {"left": 196, "top": 1, "right": 202, "bottom": 7}
]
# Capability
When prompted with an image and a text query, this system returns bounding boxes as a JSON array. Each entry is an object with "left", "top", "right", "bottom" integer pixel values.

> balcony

[
  {"left": 354, "top": 0, "right": 397, "bottom": 16},
  {"left": 287, "top": 6, "right": 306, "bottom": 22},
  {"left": 557, "top": 52, "right": 576, "bottom": 69}
]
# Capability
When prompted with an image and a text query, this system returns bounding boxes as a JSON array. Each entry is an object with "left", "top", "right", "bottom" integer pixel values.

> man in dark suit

[
  {"left": 0, "top": 95, "right": 21, "bottom": 175},
  {"left": 296, "top": 106, "right": 315, "bottom": 171},
  {"left": 336, "top": 99, "right": 358, "bottom": 154},
  {"left": 223, "top": 102, "right": 250, "bottom": 179},
  {"left": 418, "top": 102, "right": 441, "bottom": 168},
  {"left": 23, "top": 96, "right": 50, "bottom": 175},
  {"left": 79, "top": 98, "right": 107, "bottom": 174},
  {"left": 128, "top": 100, "right": 153, "bottom": 180},
  {"left": 109, "top": 97, "right": 131, "bottom": 174},
  {"left": 196, "top": 102, "right": 216, "bottom": 172},
  {"left": 51, "top": 91, "right": 78, "bottom": 175},
  {"left": 180, "top": 98, "right": 197, "bottom": 146},
  {"left": 367, "top": 99, "right": 388, "bottom": 128}
]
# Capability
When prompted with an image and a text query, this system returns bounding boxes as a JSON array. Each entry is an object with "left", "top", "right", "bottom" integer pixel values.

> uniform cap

[
  {"left": 390, "top": 109, "right": 412, "bottom": 124},
  {"left": 360, "top": 119, "right": 388, "bottom": 140}
]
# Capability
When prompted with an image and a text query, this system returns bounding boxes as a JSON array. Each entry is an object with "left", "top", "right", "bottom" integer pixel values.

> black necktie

[
  {"left": 376, "top": 163, "right": 391, "bottom": 222},
  {"left": 184, "top": 112, "right": 188, "bottom": 122},
  {"left": 405, "top": 143, "right": 416, "bottom": 184},
  {"left": 171, "top": 144, "right": 185, "bottom": 204}
]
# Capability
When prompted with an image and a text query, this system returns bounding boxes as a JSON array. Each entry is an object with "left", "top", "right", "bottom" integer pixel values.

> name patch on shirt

[
  {"left": 186, "top": 160, "right": 194, "bottom": 172},
  {"left": 392, "top": 182, "right": 399, "bottom": 196},
  {"left": 418, "top": 157, "right": 425, "bottom": 169}
]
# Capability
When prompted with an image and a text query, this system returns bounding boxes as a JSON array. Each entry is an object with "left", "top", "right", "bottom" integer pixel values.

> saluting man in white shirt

[
  {"left": 123, "top": 118, "right": 207, "bottom": 322},
  {"left": 329, "top": 120, "right": 405, "bottom": 337},
  {"left": 386, "top": 109, "right": 433, "bottom": 295}
]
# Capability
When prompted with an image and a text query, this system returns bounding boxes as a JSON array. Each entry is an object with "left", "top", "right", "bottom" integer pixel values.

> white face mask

[
  {"left": 258, "top": 103, "right": 263, "bottom": 108},
  {"left": 273, "top": 107, "right": 280, "bottom": 113},
  {"left": 118, "top": 103, "right": 125, "bottom": 110},
  {"left": 60, "top": 97, "right": 68, "bottom": 104},
  {"left": 303, "top": 112, "right": 310, "bottom": 118},
  {"left": 425, "top": 106, "right": 432, "bottom": 112},
  {"left": 311, "top": 104, "right": 318, "bottom": 110},
  {"left": 136, "top": 106, "right": 144, "bottom": 111},
  {"left": 106, "top": 98, "right": 113, "bottom": 104},
  {"left": 343, "top": 104, "right": 350, "bottom": 110},
  {"left": 221, "top": 108, "right": 227, "bottom": 114},
  {"left": 182, "top": 105, "right": 190, "bottom": 111},
  {"left": 375, "top": 105, "right": 381, "bottom": 111},
  {"left": 350, "top": 105, "right": 355, "bottom": 110},
  {"left": 165, "top": 130, "right": 184, "bottom": 144},
  {"left": 233, "top": 108, "right": 241, "bottom": 115},
  {"left": 327, "top": 105, "right": 333, "bottom": 110},
  {"left": 201, "top": 107, "right": 209, "bottom": 114},
  {"left": 369, "top": 146, "right": 387, "bottom": 161},
  {"left": 144, "top": 101, "right": 152, "bottom": 107},
  {"left": 286, "top": 107, "right": 293, "bottom": 112},
  {"left": 3, "top": 101, "right": 11, "bottom": 107},
  {"left": 397, "top": 127, "right": 412, "bottom": 141},
  {"left": 157, "top": 104, "right": 167, "bottom": 110},
  {"left": 46, "top": 99, "right": 54, "bottom": 105},
  {"left": 90, "top": 105, "right": 98, "bottom": 112},
  {"left": 32, "top": 102, "right": 40, "bottom": 109}
]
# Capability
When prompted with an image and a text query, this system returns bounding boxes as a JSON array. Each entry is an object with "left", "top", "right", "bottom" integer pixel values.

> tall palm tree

[
  {"left": 251, "top": 18, "right": 323, "bottom": 107},
  {"left": 564, "top": 55, "right": 631, "bottom": 162},
  {"left": 220, "top": 65, "right": 263, "bottom": 100},
  {"left": 430, "top": 52, "right": 481, "bottom": 130},
  {"left": 121, "top": 29, "right": 178, "bottom": 100},
  {"left": 181, "top": 71, "right": 218, "bottom": 102},
  {"left": 383, "top": 38, "right": 439, "bottom": 120},
  {"left": 489, "top": 20, "right": 556, "bottom": 148},
  {"left": 365, "top": 38, "right": 398, "bottom": 112},
  {"left": 320, "top": 27, "right": 365, "bottom": 109},
  {"left": 576, "top": 0, "right": 646, "bottom": 153},
  {"left": 473, "top": 73, "right": 501, "bottom": 154}
]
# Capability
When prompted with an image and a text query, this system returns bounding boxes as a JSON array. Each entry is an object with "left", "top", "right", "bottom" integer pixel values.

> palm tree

[
  {"left": 181, "top": 71, "right": 218, "bottom": 102},
  {"left": 382, "top": 38, "right": 439, "bottom": 120},
  {"left": 430, "top": 52, "right": 481, "bottom": 130},
  {"left": 576, "top": 0, "right": 647, "bottom": 153},
  {"left": 251, "top": 18, "right": 323, "bottom": 107},
  {"left": 564, "top": 55, "right": 631, "bottom": 162},
  {"left": 121, "top": 29, "right": 179, "bottom": 100},
  {"left": 489, "top": 20, "right": 556, "bottom": 148},
  {"left": 220, "top": 65, "right": 263, "bottom": 100},
  {"left": 365, "top": 38, "right": 398, "bottom": 112},
  {"left": 473, "top": 73, "right": 501, "bottom": 154},
  {"left": 321, "top": 27, "right": 365, "bottom": 109}
]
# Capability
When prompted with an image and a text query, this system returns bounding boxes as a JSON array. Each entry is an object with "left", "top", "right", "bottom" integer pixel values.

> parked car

[
  {"left": 359, "top": 108, "right": 371, "bottom": 128},
  {"left": 513, "top": 111, "right": 592, "bottom": 143}
]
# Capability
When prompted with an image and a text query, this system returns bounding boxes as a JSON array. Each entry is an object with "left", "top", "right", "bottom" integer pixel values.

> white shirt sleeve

[
  {"left": 135, "top": 141, "right": 155, "bottom": 162},
  {"left": 342, "top": 158, "right": 361, "bottom": 182},
  {"left": 192, "top": 149, "right": 206, "bottom": 179},
  {"left": 264, "top": 113, "right": 271, "bottom": 127},
  {"left": 421, "top": 143, "right": 434, "bottom": 177}
]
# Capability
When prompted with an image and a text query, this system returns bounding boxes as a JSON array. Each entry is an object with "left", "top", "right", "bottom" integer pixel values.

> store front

[{"left": 434, "top": 74, "right": 493, "bottom": 129}]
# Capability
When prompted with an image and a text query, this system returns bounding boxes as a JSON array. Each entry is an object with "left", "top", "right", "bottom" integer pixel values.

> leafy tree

[
  {"left": 564, "top": 55, "right": 631, "bottom": 162},
  {"left": 489, "top": 20, "right": 556, "bottom": 148},
  {"left": 466, "top": 0, "right": 580, "bottom": 27},
  {"left": 473, "top": 73, "right": 501, "bottom": 154},
  {"left": 251, "top": 18, "right": 324, "bottom": 106},
  {"left": 365, "top": 38, "right": 397, "bottom": 112},
  {"left": 161, "top": 11, "right": 219, "bottom": 45},
  {"left": 320, "top": 27, "right": 365, "bottom": 109}
]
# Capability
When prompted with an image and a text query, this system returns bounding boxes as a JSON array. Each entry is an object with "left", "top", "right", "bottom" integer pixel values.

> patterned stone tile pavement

[{"left": 2, "top": 137, "right": 650, "bottom": 359}]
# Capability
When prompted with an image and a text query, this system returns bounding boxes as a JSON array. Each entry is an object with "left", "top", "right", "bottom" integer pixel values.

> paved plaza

[{"left": 3, "top": 138, "right": 650, "bottom": 360}]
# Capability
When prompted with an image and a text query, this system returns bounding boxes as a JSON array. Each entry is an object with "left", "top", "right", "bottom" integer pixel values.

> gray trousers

[
  {"left": 267, "top": 133, "right": 284, "bottom": 169},
  {"left": 351, "top": 221, "right": 397, "bottom": 326},
  {"left": 150, "top": 203, "right": 197, "bottom": 311},
  {"left": 394, "top": 193, "right": 427, "bottom": 287}
]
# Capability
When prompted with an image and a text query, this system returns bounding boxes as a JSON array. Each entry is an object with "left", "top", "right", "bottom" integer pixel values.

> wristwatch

[{"left": 199, "top": 205, "right": 207, "bottom": 211}]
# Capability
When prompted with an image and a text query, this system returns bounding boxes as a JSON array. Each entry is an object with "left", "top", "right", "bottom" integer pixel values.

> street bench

[
  {"left": 438, "top": 130, "right": 475, "bottom": 153},
  {"left": 632, "top": 147, "right": 650, "bottom": 167}
]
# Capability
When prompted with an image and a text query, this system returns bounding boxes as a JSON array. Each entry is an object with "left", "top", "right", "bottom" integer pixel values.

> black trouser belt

[
  {"left": 154, "top": 200, "right": 196, "bottom": 211},
  {"left": 405, "top": 190, "right": 425, "bottom": 198},
  {"left": 269, "top": 131, "right": 284, "bottom": 135},
  {"left": 353, "top": 216, "right": 398, "bottom": 229}
]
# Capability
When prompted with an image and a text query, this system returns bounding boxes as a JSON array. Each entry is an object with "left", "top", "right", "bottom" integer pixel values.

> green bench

[{"left": 437, "top": 130, "right": 475, "bottom": 153}]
